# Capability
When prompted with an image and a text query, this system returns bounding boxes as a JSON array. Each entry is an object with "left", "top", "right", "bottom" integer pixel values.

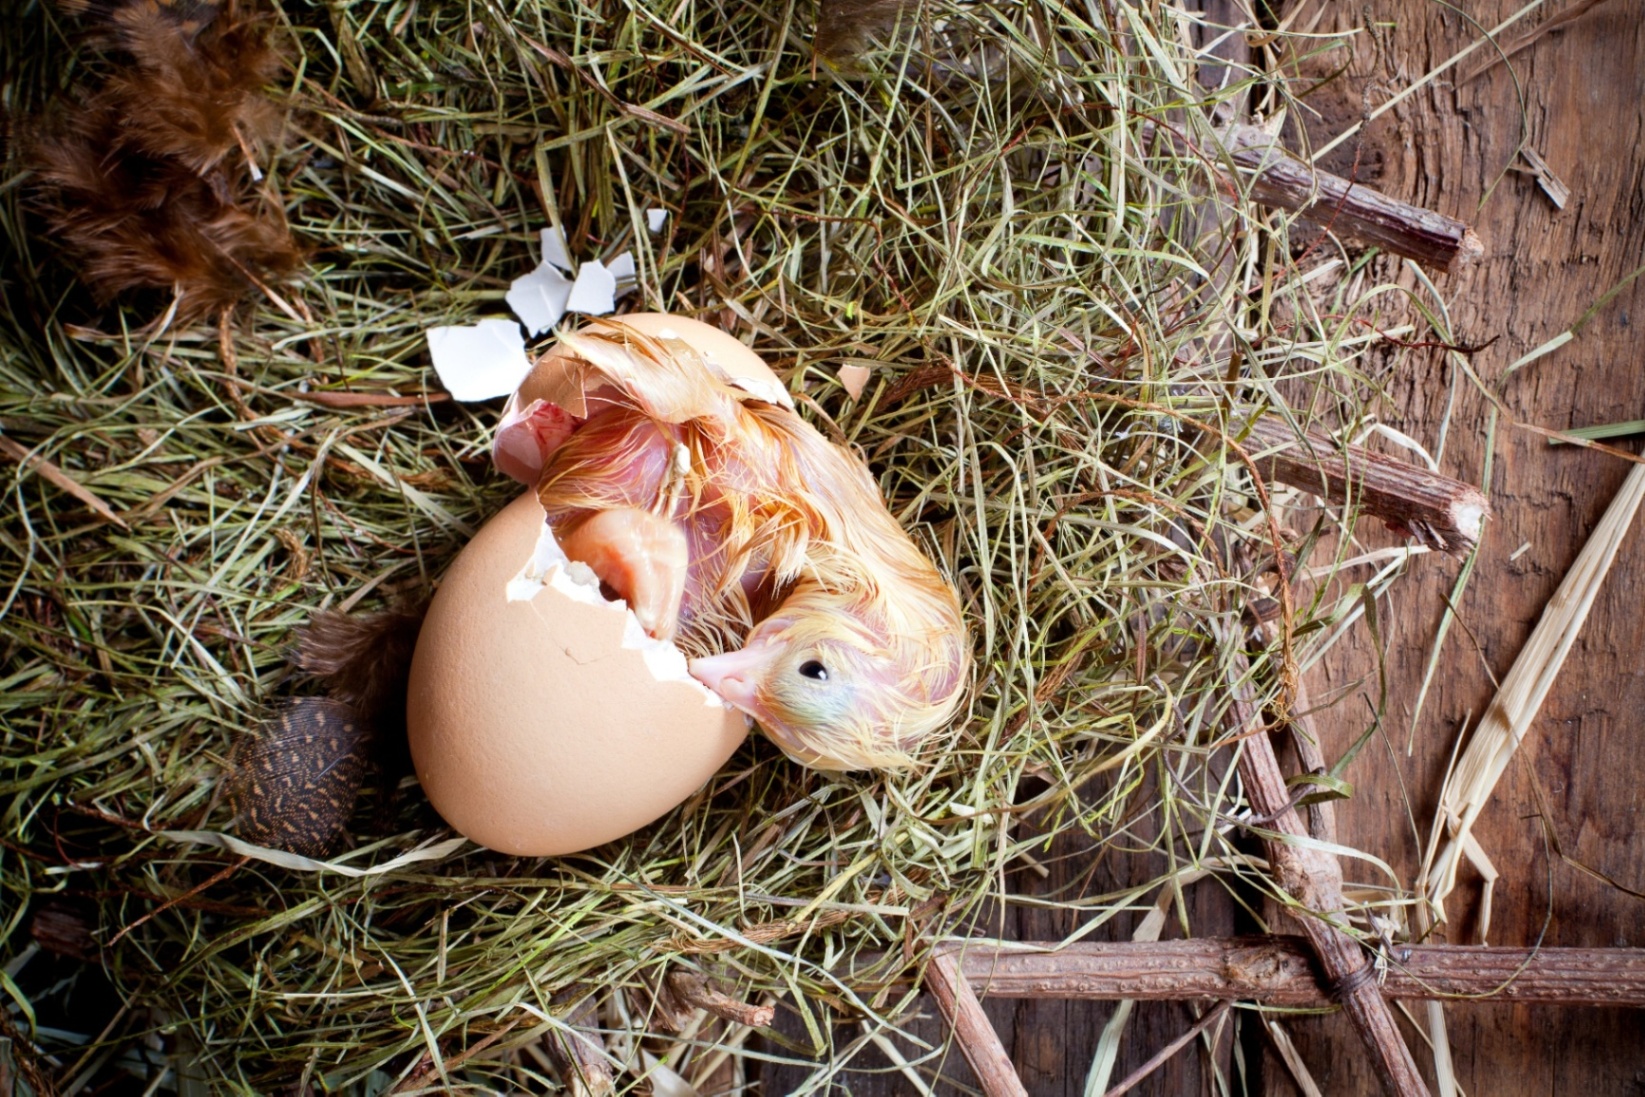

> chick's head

[{"left": 689, "top": 584, "right": 968, "bottom": 772}]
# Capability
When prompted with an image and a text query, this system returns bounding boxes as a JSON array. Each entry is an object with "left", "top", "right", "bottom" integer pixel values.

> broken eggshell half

[
  {"left": 406, "top": 492, "right": 749, "bottom": 857},
  {"left": 492, "top": 312, "right": 794, "bottom": 486}
]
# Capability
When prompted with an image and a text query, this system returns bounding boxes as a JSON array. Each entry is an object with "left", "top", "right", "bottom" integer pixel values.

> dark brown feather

[
  {"left": 22, "top": 0, "right": 300, "bottom": 324},
  {"left": 293, "top": 605, "right": 427, "bottom": 730},
  {"left": 814, "top": 0, "right": 922, "bottom": 61}
]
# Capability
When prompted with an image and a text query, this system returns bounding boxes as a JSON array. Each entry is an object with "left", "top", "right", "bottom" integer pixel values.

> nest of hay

[{"left": 1, "top": 1, "right": 1427, "bottom": 1091}]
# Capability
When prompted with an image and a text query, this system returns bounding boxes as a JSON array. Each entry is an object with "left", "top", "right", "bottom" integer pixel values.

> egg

[
  {"left": 407, "top": 492, "right": 750, "bottom": 856},
  {"left": 410, "top": 314, "right": 813, "bottom": 856}
]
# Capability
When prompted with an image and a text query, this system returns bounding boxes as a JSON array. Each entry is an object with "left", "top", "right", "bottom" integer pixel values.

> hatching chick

[{"left": 494, "top": 320, "right": 969, "bottom": 771}]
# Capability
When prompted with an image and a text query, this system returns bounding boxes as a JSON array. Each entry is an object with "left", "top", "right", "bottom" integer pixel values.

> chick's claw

[{"left": 558, "top": 508, "right": 688, "bottom": 641}]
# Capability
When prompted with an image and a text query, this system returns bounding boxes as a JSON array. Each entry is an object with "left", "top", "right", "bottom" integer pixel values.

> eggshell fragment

[
  {"left": 838, "top": 363, "right": 872, "bottom": 400},
  {"left": 406, "top": 493, "right": 748, "bottom": 857},
  {"left": 565, "top": 260, "right": 618, "bottom": 316},
  {"left": 427, "top": 319, "right": 532, "bottom": 402},
  {"left": 493, "top": 313, "right": 793, "bottom": 486},
  {"left": 507, "top": 261, "right": 574, "bottom": 336}
]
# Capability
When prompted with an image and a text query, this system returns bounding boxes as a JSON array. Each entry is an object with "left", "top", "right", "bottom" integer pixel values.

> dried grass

[{"left": 1, "top": 1, "right": 1441, "bottom": 1091}]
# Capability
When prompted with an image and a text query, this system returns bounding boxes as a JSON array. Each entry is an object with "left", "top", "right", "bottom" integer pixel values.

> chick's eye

[{"left": 798, "top": 660, "right": 829, "bottom": 682}]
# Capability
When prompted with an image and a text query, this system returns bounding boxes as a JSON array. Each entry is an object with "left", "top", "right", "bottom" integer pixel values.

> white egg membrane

[{"left": 507, "top": 518, "right": 733, "bottom": 709}]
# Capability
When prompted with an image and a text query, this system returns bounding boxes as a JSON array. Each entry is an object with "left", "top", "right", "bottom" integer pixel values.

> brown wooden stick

[
  {"left": 664, "top": 971, "right": 776, "bottom": 1028},
  {"left": 1224, "top": 654, "right": 1430, "bottom": 1097},
  {"left": 1139, "top": 120, "right": 1482, "bottom": 271},
  {"left": 925, "top": 949, "right": 1030, "bottom": 1097},
  {"left": 542, "top": 991, "right": 614, "bottom": 1097},
  {"left": 1283, "top": 687, "right": 1338, "bottom": 845},
  {"left": 1219, "top": 123, "right": 1484, "bottom": 272},
  {"left": 1243, "top": 416, "right": 1489, "bottom": 556},
  {"left": 920, "top": 939, "right": 1645, "bottom": 1007}
]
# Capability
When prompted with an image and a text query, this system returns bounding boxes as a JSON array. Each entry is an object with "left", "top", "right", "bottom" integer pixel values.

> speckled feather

[
  {"left": 226, "top": 607, "right": 425, "bottom": 854},
  {"left": 229, "top": 699, "right": 370, "bottom": 857}
]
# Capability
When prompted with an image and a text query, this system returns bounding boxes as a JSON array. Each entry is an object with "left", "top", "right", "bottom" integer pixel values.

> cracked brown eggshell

[
  {"left": 515, "top": 311, "right": 795, "bottom": 414},
  {"left": 406, "top": 492, "right": 750, "bottom": 857}
]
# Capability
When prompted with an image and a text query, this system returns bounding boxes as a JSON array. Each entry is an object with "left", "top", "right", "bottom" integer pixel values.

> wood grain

[{"left": 1270, "top": 1, "right": 1645, "bottom": 1093}]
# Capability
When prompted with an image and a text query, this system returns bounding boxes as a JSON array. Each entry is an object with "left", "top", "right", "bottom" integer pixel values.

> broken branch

[
  {"left": 916, "top": 938, "right": 1645, "bottom": 1007},
  {"left": 1224, "top": 651, "right": 1430, "bottom": 1097},
  {"left": 925, "top": 948, "right": 1029, "bottom": 1097},
  {"left": 663, "top": 971, "right": 776, "bottom": 1028},
  {"left": 1243, "top": 416, "right": 1490, "bottom": 556},
  {"left": 1219, "top": 122, "right": 1484, "bottom": 272}
]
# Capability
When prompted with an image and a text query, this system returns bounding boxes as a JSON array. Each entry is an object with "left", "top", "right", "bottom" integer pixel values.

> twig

[
  {"left": 1224, "top": 652, "right": 1430, "bottom": 1097},
  {"left": 542, "top": 991, "right": 614, "bottom": 1097},
  {"left": 108, "top": 857, "right": 248, "bottom": 946},
  {"left": 1100, "top": 1001, "right": 1231, "bottom": 1097},
  {"left": 914, "top": 939, "right": 1645, "bottom": 1006},
  {"left": 391, "top": 1020, "right": 522, "bottom": 1094},
  {"left": 925, "top": 948, "right": 1029, "bottom": 1097},
  {"left": 1143, "top": 120, "right": 1483, "bottom": 270},
  {"left": 1243, "top": 416, "right": 1489, "bottom": 556},
  {"left": 1219, "top": 122, "right": 1484, "bottom": 272},
  {"left": 663, "top": 971, "right": 776, "bottom": 1028}
]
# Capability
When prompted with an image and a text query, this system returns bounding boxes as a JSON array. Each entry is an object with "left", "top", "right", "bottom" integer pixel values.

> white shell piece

[
  {"left": 506, "top": 261, "right": 574, "bottom": 336},
  {"left": 565, "top": 261, "right": 618, "bottom": 316},
  {"left": 606, "top": 251, "right": 638, "bottom": 297},
  {"left": 427, "top": 319, "right": 532, "bottom": 402},
  {"left": 647, "top": 208, "right": 669, "bottom": 233},
  {"left": 541, "top": 226, "right": 574, "bottom": 272}
]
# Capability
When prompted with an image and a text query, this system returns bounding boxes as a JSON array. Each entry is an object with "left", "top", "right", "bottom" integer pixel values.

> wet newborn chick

[{"left": 494, "top": 318, "right": 969, "bottom": 771}]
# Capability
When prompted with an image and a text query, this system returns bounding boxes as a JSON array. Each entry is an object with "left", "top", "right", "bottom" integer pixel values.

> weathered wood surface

[{"left": 1269, "top": 0, "right": 1645, "bottom": 1093}]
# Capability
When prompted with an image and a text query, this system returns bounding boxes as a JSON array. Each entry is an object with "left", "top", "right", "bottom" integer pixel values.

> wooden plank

[{"left": 1271, "top": 1, "right": 1645, "bottom": 1093}]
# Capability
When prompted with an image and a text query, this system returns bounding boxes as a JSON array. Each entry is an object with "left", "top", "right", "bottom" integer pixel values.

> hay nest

[{"left": 1, "top": 1, "right": 1422, "bottom": 1091}]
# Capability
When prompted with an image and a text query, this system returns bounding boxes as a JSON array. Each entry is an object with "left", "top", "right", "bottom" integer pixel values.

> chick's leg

[{"left": 558, "top": 508, "right": 688, "bottom": 641}]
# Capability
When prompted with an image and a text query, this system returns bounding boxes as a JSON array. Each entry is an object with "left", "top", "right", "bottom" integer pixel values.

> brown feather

[
  {"left": 22, "top": 0, "right": 301, "bottom": 324},
  {"left": 223, "top": 605, "right": 426, "bottom": 854},
  {"left": 293, "top": 605, "right": 427, "bottom": 732},
  {"left": 814, "top": 0, "right": 922, "bottom": 61},
  {"left": 229, "top": 698, "right": 371, "bottom": 857}
]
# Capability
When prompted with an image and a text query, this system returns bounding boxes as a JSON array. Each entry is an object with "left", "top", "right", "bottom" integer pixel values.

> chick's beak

[{"left": 689, "top": 642, "right": 780, "bottom": 717}]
